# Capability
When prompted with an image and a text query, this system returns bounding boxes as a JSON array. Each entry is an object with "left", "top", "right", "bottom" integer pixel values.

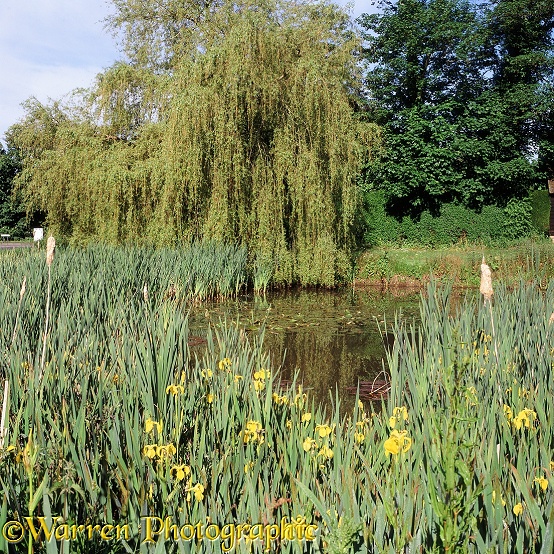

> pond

[{"left": 188, "top": 287, "right": 422, "bottom": 411}]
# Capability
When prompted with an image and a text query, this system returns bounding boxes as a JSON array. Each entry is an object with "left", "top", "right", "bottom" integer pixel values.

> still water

[{"left": 188, "top": 287, "right": 422, "bottom": 410}]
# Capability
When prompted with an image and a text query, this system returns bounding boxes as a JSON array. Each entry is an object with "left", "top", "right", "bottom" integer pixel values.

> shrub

[
  {"left": 361, "top": 191, "right": 536, "bottom": 246},
  {"left": 530, "top": 189, "right": 550, "bottom": 235}
]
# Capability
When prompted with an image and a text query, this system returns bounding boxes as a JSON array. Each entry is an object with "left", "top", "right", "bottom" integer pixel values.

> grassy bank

[
  {"left": 355, "top": 238, "right": 554, "bottom": 288},
  {"left": 0, "top": 243, "right": 553, "bottom": 552}
]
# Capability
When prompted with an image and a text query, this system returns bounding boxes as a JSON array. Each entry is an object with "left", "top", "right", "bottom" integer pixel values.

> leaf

[{"left": 30, "top": 473, "right": 49, "bottom": 514}]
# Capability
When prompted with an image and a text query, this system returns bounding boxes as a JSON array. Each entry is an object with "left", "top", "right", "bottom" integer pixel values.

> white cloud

[
  {"left": 0, "top": 0, "right": 119, "bottom": 143},
  {"left": 0, "top": 54, "right": 105, "bottom": 140},
  {"left": 0, "top": 0, "right": 373, "bottom": 144}
]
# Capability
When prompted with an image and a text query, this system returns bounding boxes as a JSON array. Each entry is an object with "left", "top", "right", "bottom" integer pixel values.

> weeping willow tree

[{"left": 10, "top": 0, "right": 380, "bottom": 285}]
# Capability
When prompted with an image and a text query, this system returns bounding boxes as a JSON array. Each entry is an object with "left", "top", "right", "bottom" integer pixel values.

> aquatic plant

[{"left": 0, "top": 248, "right": 553, "bottom": 553}]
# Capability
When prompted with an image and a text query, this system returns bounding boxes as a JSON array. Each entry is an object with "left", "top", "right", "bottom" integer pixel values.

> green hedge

[
  {"left": 362, "top": 191, "right": 545, "bottom": 247},
  {"left": 530, "top": 189, "right": 550, "bottom": 234}
]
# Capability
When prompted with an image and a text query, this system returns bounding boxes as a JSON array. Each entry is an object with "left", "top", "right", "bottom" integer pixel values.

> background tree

[
  {"left": 11, "top": 0, "right": 378, "bottom": 285},
  {"left": 488, "top": 0, "right": 554, "bottom": 177},
  {"left": 0, "top": 143, "right": 27, "bottom": 238},
  {"left": 358, "top": 0, "right": 554, "bottom": 221}
]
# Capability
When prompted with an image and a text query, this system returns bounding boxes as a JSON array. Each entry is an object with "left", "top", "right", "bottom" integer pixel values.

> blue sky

[{"left": 0, "top": 1, "right": 375, "bottom": 144}]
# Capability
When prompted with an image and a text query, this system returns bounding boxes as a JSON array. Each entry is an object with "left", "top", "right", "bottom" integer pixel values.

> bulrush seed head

[
  {"left": 46, "top": 236, "right": 56, "bottom": 267},
  {"left": 480, "top": 256, "right": 493, "bottom": 303}
]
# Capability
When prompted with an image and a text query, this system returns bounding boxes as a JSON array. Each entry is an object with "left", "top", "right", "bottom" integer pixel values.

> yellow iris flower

[
  {"left": 389, "top": 406, "right": 408, "bottom": 429},
  {"left": 243, "top": 421, "right": 264, "bottom": 444},
  {"left": 143, "top": 444, "right": 157, "bottom": 458},
  {"left": 187, "top": 483, "right": 205, "bottom": 502},
  {"left": 503, "top": 405, "right": 513, "bottom": 421},
  {"left": 315, "top": 424, "right": 332, "bottom": 438},
  {"left": 253, "top": 379, "right": 265, "bottom": 391},
  {"left": 218, "top": 357, "right": 231, "bottom": 370},
  {"left": 145, "top": 418, "right": 162, "bottom": 434},
  {"left": 384, "top": 430, "right": 412, "bottom": 456},
  {"left": 171, "top": 464, "right": 191, "bottom": 481},
  {"left": 166, "top": 384, "right": 184, "bottom": 395},
  {"left": 512, "top": 408, "right": 536, "bottom": 430},
  {"left": 156, "top": 444, "right": 176, "bottom": 458},
  {"left": 534, "top": 477, "right": 548, "bottom": 491},
  {"left": 318, "top": 445, "right": 334, "bottom": 459}
]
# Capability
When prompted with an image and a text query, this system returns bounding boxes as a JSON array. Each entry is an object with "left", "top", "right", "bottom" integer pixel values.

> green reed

[{"left": 0, "top": 246, "right": 553, "bottom": 553}]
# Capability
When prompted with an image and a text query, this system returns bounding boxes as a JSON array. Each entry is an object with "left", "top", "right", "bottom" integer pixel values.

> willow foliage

[{"left": 11, "top": 0, "right": 380, "bottom": 285}]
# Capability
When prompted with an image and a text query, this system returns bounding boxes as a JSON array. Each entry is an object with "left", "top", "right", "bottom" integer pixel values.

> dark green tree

[
  {"left": 488, "top": 0, "right": 554, "bottom": 177},
  {"left": 0, "top": 144, "right": 27, "bottom": 239},
  {"left": 359, "top": 0, "right": 554, "bottom": 219}
]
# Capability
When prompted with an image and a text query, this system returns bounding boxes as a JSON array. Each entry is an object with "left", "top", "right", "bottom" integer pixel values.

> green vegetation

[
  {"left": 356, "top": 239, "right": 554, "bottom": 286},
  {"left": 362, "top": 191, "right": 544, "bottom": 248},
  {"left": 7, "top": 0, "right": 378, "bottom": 286},
  {"left": 358, "top": 0, "right": 554, "bottom": 216},
  {"left": 1, "top": 248, "right": 553, "bottom": 552},
  {"left": 0, "top": 146, "right": 26, "bottom": 239},
  {"left": 1, "top": 0, "right": 553, "bottom": 260},
  {"left": 0, "top": 243, "right": 252, "bottom": 305},
  {"left": 0, "top": 2, "right": 553, "bottom": 552}
]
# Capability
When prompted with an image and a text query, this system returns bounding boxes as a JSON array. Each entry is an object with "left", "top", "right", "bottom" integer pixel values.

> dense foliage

[
  {"left": 8, "top": 0, "right": 378, "bottom": 286},
  {"left": 0, "top": 146, "right": 27, "bottom": 239},
  {"left": 362, "top": 191, "right": 540, "bottom": 247},
  {"left": 3, "top": 0, "right": 554, "bottom": 256},
  {"left": 358, "top": 0, "right": 554, "bottom": 224},
  {"left": 1, "top": 249, "right": 553, "bottom": 553}
]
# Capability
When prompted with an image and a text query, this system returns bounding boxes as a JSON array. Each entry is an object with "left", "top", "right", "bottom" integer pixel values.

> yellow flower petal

[
  {"left": 393, "top": 406, "right": 408, "bottom": 421},
  {"left": 503, "top": 405, "right": 513, "bottom": 421},
  {"left": 384, "top": 430, "right": 411, "bottom": 456},
  {"left": 315, "top": 424, "right": 332, "bottom": 438},
  {"left": 145, "top": 419, "right": 154, "bottom": 433},
  {"left": 384, "top": 436, "right": 400, "bottom": 456},
  {"left": 143, "top": 444, "right": 157, "bottom": 458},
  {"left": 171, "top": 465, "right": 191, "bottom": 481},
  {"left": 193, "top": 484, "right": 205, "bottom": 502},
  {"left": 318, "top": 445, "right": 334, "bottom": 459},
  {"left": 166, "top": 384, "right": 184, "bottom": 395},
  {"left": 534, "top": 477, "right": 548, "bottom": 492}
]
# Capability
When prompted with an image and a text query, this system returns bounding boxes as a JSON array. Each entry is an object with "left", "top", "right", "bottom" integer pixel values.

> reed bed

[{"left": 0, "top": 246, "right": 553, "bottom": 553}]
